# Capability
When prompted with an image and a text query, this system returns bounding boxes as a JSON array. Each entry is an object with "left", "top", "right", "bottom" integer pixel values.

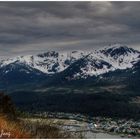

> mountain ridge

[{"left": 0, "top": 44, "right": 140, "bottom": 84}]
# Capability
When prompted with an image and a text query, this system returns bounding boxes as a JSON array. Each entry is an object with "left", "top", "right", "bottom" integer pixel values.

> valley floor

[{"left": 20, "top": 112, "right": 140, "bottom": 139}]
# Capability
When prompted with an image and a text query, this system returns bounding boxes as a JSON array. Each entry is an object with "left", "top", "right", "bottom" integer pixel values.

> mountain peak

[
  {"left": 37, "top": 51, "right": 59, "bottom": 58},
  {"left": 100, "top": 44, "right": 139, "bottom": 57},
  {"left": 105, "top": 43, "right": 127, "bottom": 49}
]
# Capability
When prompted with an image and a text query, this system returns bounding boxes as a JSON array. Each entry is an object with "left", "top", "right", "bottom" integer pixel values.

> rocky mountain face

[{"left": 0, "top": 44, "right": 140, "bottom": 87}]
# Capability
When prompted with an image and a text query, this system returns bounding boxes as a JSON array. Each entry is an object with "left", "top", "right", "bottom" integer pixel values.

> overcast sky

[{"left": 0, "top": 1, "right": 140, "bottom": 57}]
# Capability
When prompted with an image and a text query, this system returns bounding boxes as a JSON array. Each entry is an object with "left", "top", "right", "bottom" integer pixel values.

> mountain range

[
  {"left": 0, "top": 44, "right": 140, "bottom": 89},
  {"left": 1, "top": 43, "right": 140, "bottom": 119}
]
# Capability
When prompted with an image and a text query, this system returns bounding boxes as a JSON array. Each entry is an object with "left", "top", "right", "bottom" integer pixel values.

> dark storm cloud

[{"left": 0, "top": 1, "right": 140, "bottom": 57}]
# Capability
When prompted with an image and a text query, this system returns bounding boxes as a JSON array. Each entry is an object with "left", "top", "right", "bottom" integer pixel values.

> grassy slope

[
  {"left": 0, "top": 114, "right": 70, "bottom": 138},
  {"left": 0, "top": 114, "right": 30, "bottom": 138}
]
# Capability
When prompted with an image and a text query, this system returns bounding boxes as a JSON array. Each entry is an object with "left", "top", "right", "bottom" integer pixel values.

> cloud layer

[{"left": 0, "top": 2, "right": 140, "bottom": 57}]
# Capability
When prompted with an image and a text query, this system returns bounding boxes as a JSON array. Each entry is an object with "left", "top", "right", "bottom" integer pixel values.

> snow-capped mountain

[
  {"left": 98, "top": 44, "right": 140, "bottom": 69},
  {"left": 0, "top": 51, "right": 87, "bottom": 75},
  {"left": 0, "top": 44, "right": 140, "bottom": 80}
]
